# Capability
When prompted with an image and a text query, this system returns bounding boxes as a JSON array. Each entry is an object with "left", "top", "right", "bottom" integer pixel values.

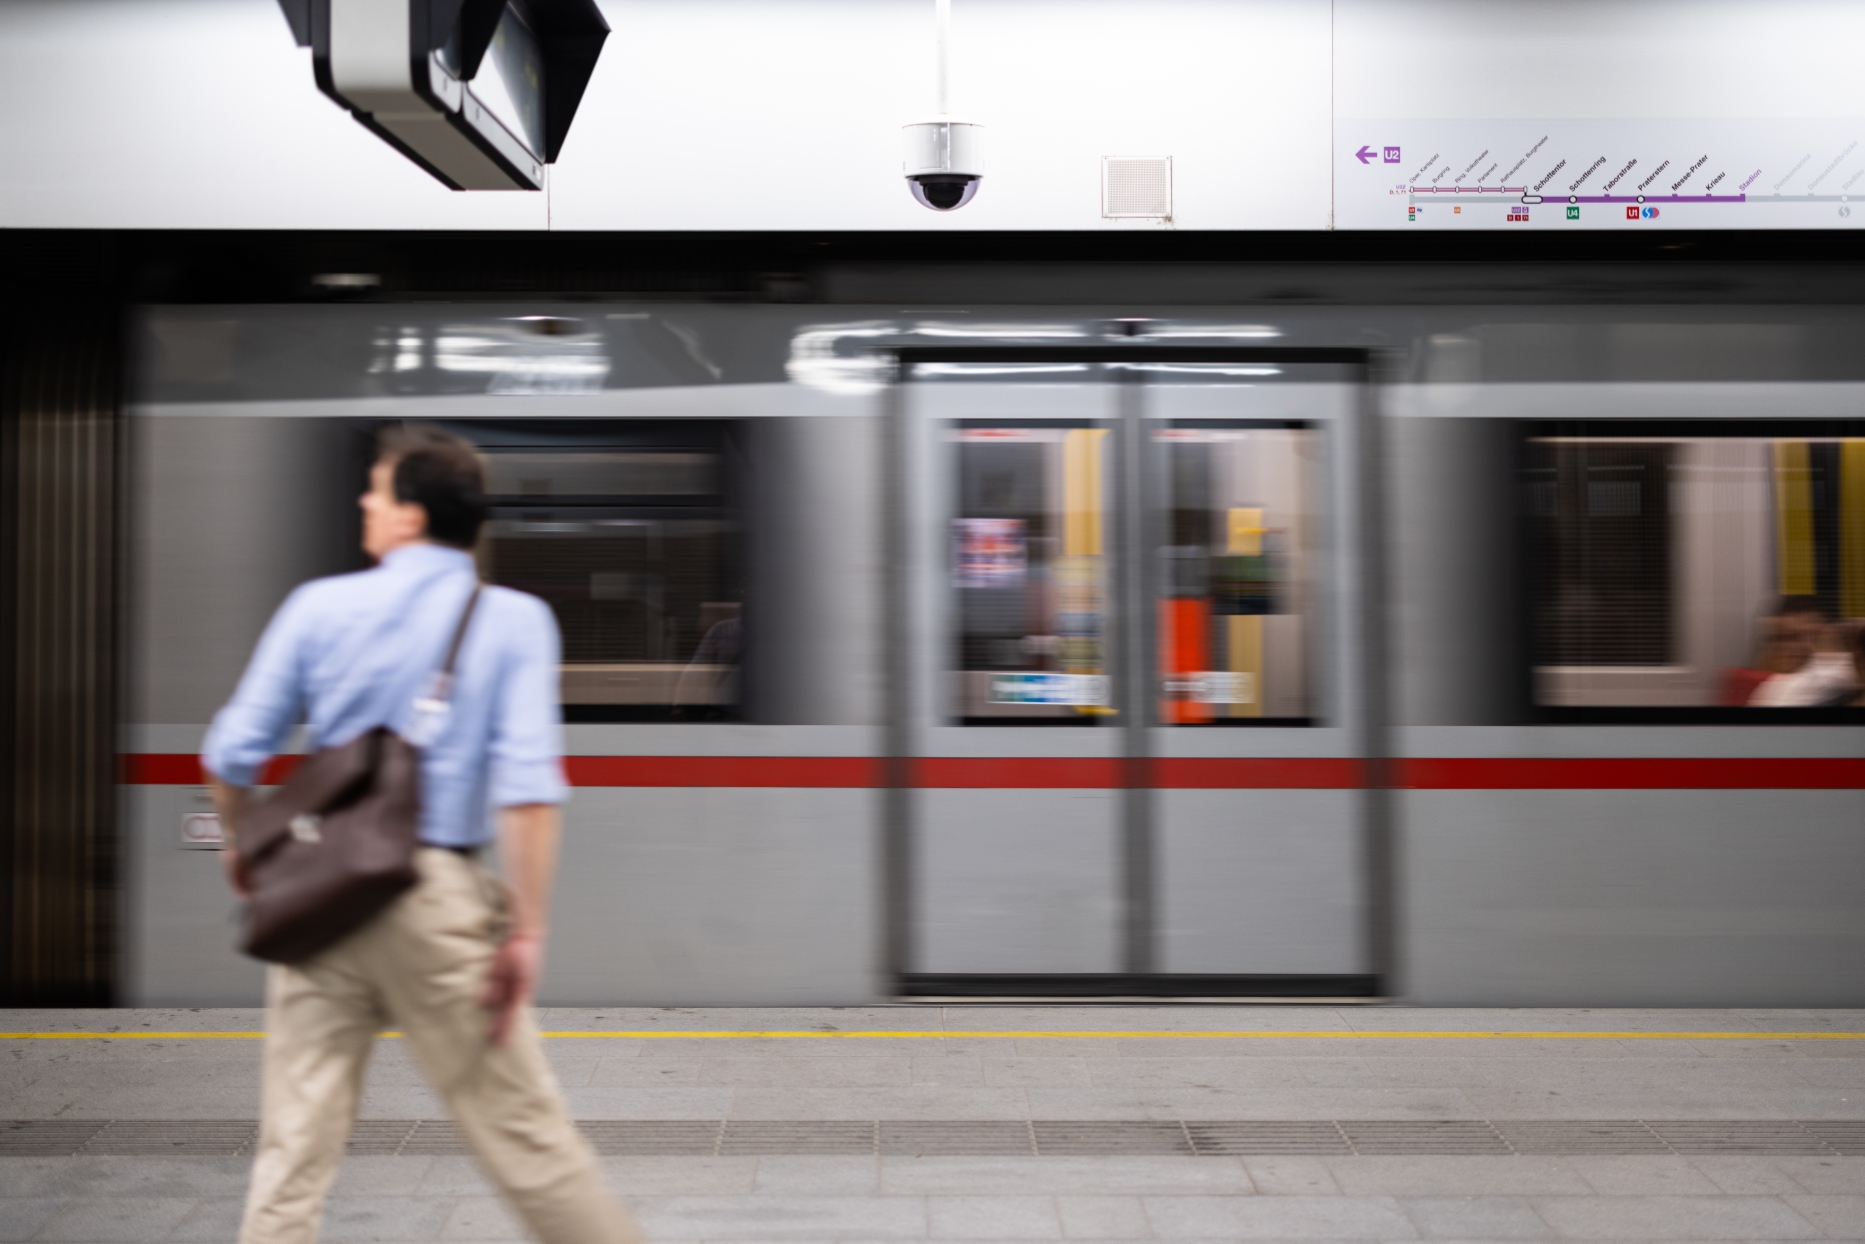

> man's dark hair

[{"left": 377, "top": 426, "right": 488, "bottom": 549}]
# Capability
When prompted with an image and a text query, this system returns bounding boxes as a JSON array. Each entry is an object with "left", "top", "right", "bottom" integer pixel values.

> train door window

[
  {"left": 470, "top": 424, "right": 742, "bottom": 721},
  {"left": 1155, "top": 423, "right": 1319, "bottom": 723},
  {"left": 1526, "top": 427, "right": 1865, "bottom": 713},
  {"left": 952, "top": 422, "right": 1116, "bottom": 722}
]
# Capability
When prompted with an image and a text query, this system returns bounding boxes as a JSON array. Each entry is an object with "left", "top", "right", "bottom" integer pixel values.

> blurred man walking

[{"left": 204, "top": 426, "right": 641, "bottom": 1244}]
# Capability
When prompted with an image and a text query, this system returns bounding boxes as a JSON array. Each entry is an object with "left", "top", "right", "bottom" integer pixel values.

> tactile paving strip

[{"left": 2, "top": 1119, "right": 1865, "bottom": 1157}]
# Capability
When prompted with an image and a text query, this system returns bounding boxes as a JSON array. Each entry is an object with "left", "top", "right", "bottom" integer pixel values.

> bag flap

[{"left": 237, "top": 729, "right": 381, "bottom": 861}]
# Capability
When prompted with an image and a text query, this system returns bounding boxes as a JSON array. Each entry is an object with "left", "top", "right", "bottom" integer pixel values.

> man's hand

[
  {"left": 484, "top": 803, "right": 561, "bottom": 1045},
  {"left": 221, "top": 844, "right": 252, "bottom": 900},
  {"left": 481, "top": 931, "right": 545, "bottom": 1045},
  {"left": 207, "top": 777, "right": 254, "bottom": 900}
]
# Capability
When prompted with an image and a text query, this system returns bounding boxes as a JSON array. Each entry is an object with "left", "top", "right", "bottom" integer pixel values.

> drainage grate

[
  {"left": 1497, "top": 1120, "right": 1671, "bottom": 1155},
  {"left": 1647, "top": 1120, "right": 1833, "bottom": 1155},
  {"left": 1185, "top": 1122, "right": 1351, "bottom": 1156},
  {"left": 881, "top": 1121, "right": 1035, "bottom": 1156},
  {"left": 1339, "top": 1120, "right": 1510, "bottom": 1155},
  {"left": 0, "top": 1121, "right": 107, "bottom": 1154},
  {"left": 82, "top": 1121, "right": 258, "bottom": 1156},
  {"left": 3, "top": 1118, "right": 1865, "bottom": 1158},
  {"left": 1807, "top": 1121, "right": 1865, "bottom": 1157},
  {"left": 577, "top": 1121, "right": 723, "bottom": 1156},
  {"left": 345, "top": 1120, "right": 418, "bottom": 1155},
  {"left": 717, "top": 1121, "right": 876, "bottom": 1156},
  {"left": 1032, "top": 1121, "right": 1192, "bottom": 1156}
]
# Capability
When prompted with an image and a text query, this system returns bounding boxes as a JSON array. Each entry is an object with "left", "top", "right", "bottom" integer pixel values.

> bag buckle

[{"left": 289, "top": 813, "right": 323, "bottom": 843}]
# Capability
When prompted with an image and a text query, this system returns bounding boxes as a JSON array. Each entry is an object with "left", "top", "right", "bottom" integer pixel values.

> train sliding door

[{"left": 893, "top": 351, "right": 1382, "bottom": 997}]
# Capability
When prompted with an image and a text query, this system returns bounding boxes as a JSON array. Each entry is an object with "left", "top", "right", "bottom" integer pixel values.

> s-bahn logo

[{"left": 1627, "top": 205, "right": 1661, "bottom": 220}]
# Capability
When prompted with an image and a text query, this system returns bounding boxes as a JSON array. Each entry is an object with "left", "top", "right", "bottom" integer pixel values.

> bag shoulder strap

[{"left": 440, "top": 583, "right": 483, "bottom": 680}]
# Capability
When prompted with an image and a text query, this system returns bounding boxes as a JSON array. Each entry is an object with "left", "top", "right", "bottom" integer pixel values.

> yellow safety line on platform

[{"left": 4, "top": 1030, "right": 1865, "bottom": 1041}]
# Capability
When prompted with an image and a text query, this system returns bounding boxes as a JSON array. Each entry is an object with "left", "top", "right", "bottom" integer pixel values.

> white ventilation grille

[{"left": 1103, "top": 156, "right": 1173, "bottom": 218}]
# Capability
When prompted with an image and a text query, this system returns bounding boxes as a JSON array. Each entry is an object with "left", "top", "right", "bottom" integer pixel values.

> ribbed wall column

[{"left": 0, "top": 308, "right": 120, "bottom": 1005}]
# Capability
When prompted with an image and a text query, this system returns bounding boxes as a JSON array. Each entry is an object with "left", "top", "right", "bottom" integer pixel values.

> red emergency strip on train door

[{"left": 1395, "top": 757, "right": 1865, "bottom": 789}]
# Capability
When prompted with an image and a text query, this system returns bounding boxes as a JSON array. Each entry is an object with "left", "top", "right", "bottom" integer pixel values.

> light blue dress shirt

[{"left": 202, "top": 543, "right": 567, "bottom": 848}]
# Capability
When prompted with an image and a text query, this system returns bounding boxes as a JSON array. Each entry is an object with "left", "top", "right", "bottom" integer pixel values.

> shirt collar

[{"left": 381, "top": 542, "right": 476, "bottom": 574}]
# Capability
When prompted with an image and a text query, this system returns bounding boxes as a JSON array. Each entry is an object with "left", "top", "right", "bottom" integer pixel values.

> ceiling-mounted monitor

[{"left": 277, "top": 0, "right": 608, "bottom": 191}]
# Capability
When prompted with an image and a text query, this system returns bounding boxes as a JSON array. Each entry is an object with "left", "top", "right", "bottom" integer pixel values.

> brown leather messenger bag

[{"left": 234, "top": 584, "right": 483, "bottom": 965}]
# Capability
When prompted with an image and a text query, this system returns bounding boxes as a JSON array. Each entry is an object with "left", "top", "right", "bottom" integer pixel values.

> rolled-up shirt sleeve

[
  {"left": 201, "top": 586, "right": 311, "bottom": 788},
  {"left": 488, "top": 595, "right": 568, "bottom": 807}
]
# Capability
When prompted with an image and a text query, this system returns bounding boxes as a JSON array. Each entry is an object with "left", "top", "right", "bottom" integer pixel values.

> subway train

[{"left": 117, "top": 269, "right": 1865, "bottom": 1009}]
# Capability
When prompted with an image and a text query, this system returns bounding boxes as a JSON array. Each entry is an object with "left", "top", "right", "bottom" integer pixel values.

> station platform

[{"left": 4, "top": 1006, "right": 1865, "bottom": 1242}]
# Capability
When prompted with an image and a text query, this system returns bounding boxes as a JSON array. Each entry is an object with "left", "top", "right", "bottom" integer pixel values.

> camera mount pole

[{"left": 935, "top": 0, "right": 950, "bottom": 116}]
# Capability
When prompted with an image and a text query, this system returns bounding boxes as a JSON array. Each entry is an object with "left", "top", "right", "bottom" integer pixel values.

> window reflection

[
  {"left": 951, "top": 424, "right": 1114, "bottom": 721},
  {"left": 1528, "top": 434, "right": 1865, "bottom": 709},
  {"left": 477, "top": 438, "right": 741, "bottom": 720},
  {"left": 1155, "top": 425, "right": 1316, "bottom": 724}
]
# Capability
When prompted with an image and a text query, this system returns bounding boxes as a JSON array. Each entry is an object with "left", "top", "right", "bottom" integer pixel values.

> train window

[
  {"left": 1527, "top": 430, "right": 1865, "bottom": 712},
  {"left": 1155, "top": 424, "right": 1318, "bottom": 723},
  {"left": 951, "top": 423, "right": 1115, "bottom": 722},
  {"left": 474, "top": 431, "right": 741, "bottom": 721}
]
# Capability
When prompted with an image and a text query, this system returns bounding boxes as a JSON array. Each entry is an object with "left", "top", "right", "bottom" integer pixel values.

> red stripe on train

[
  {"left": 1398, "top": 757, "right": 1865, "bottom": 790},
  {"left": 115, "top": 755, "right": 1865, "bottom": 790}
]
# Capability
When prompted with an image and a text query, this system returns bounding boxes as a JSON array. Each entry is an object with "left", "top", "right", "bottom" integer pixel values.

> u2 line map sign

[{"left": 1336, "top": 120, "right": 1862, "bottom": 230}]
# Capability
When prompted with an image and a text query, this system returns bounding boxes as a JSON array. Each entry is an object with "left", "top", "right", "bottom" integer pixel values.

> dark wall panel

[{"left": 0, "top": 248, "right": 121, "bottom": 1005}]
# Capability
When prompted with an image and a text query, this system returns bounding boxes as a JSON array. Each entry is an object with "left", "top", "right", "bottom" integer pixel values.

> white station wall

[{"left": 0, "top": 0, "right": 1858, "bottom": 231}]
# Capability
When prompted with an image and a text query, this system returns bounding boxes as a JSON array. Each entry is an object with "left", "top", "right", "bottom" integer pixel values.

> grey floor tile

[
  {"left": 1083, "top": 1059, "right": 1308, "bottom": 1093},
  {"left": 882, "top": 1157, "right": 1252, "bottom": 1196},
  {"left": 913, "top": 1055, "right": 987, "bottom": 1088},
  {"left": 1327, "top": 1157, "right": 1589, "bottom": 1197},
  {"left": 356, "top": 1087, "right": 446, "bottom": 1119},
  {"left": 1139, "top": 1193, "right": 1418, "bottom": 1239},
  {"left": 1240, "top": 1157, "right": 1341, "bottom": 1196},
  {"left": 699, "top": 1056, "right": 912, "bottom": 1088},
  {"left": 584, "top": 1059, "right": 703, "bottom": 1087},
  {"left": 1775, "top": 1158, "right": 1865, "bottom": 1194},
  {"left": 164, "top": 1196, "right": 245, "bottom": 1241},
  {"left": 1018, "top": 1090, "right": 1149, "bottom": 1121},
  {"left": 1054, "top": 1194, "right": 1152, "bottom": 1239},
  {"left": 930, "top": 1195, "right": 1062, "bottom": 1239},
  {"left": 1132, "top": 1087, "right": 1479, "bottom": 1122},
  {"left": 629, "top": 1193, "right": 928, "bottom": 1239},
  {"left": 0, "top": 1162, "right": 82, "bottom": 1200},
  {"left": 0, "top": 1197, "right": 67, "bottom": 1243},
  {"left": 317, "top": 1195, "right": 459, "bottom": 1242},
  {"left": 412, "top": 1158, "right": 493, "bottom": 1197},
  {"left": 599, "top": 1156, "right": 758, "bottom": 1195},
  {"left": 1782, "top": 1193, "right": 1865, "bottom": 1240},
  {"left": 438, "top": 1195, "right": 524, "bottom": 1241},
  {"left": 332, "top": 1158, "right": 439, "bottom": 1197},
  {"left": 982, "top": 1060, "right": 1095, "bottom": 1090},
  {"left": 751, "top": 1156, "right": 880, "bottom": 1194},
  {"left": 1527, "top": 1193, "right": 1820, "bottom": 1240},
  {"left": 17, "top": 1159, "right": 249, "bottom": 1200},
  {"left": 727, "top": 1087, "right": 1031, "bottom": 1120},
  {"left": 1396, "top": 1194, "right": 1552, "bottom": 1239},
  {"left": 34, "top": 1196, "right": 201, "bottom": 1242},
  {"left": 1686, "top": 1156, "right": 1809, "bottom": 1195},
  {"left": 1565, "top": 1156, "right": 1725, "bottom": 1196},
  {"left": 556, "top": 1087, "right": 733, "bottom": 1119}
]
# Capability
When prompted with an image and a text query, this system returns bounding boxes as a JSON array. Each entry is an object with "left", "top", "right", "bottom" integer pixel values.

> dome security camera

[{"left": 903, "top": 119, "right": 983, "bottom": 211}]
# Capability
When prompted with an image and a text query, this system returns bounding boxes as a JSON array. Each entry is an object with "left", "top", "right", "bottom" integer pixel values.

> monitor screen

[{"left": 472, "top": 3, "right": 545, "bottom": 159}]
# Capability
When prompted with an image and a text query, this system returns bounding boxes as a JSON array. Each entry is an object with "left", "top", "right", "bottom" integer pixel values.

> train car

[{"left": 116, "top": 275, "right": 1865, "bottom": 1007}]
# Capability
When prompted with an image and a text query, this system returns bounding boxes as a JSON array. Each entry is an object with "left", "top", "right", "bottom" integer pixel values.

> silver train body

[{"left": 124, "top": 297, "right": 1865, "bottom": 1007}]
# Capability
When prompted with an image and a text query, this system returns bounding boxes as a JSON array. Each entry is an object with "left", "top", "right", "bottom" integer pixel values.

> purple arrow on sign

[{"left": 1355, "top": 146, "right": 1377, "bottom": 164}]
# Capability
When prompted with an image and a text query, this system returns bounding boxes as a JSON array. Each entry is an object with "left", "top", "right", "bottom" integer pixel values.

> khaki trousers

[{"left": 239, "top": 848, "right": 642, "bottom": 1244}]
